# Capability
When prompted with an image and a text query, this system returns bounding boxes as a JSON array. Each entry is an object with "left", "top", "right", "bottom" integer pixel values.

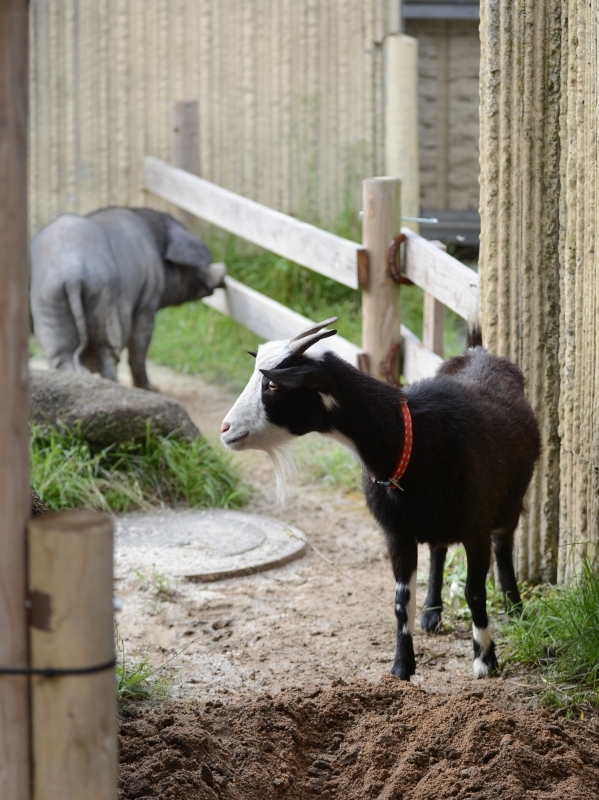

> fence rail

[
  {"left": 144, "top": 157, "right": 366, "bottom": 290},
  {"left": 144, "top": 157, "right": 477, "bottom": 385}
]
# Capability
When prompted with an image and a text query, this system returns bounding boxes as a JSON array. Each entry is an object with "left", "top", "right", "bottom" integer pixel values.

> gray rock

[{"left": 29, "top": 369, "right": 201, "bottom": 445}]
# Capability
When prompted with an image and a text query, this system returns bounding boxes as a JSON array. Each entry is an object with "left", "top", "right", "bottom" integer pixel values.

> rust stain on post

[{"left": 27, "top": 590, "right": 52, "bottom": 632}]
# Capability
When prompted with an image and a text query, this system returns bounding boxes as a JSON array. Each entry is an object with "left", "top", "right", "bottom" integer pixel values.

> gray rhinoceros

[{"left": 31, "top": 207, "right": 226, "bottom": 390}]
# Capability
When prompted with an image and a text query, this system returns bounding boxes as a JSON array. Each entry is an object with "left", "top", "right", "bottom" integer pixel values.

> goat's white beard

[{"left": 267, "top": 444, "right": 297, "bottom": 505}]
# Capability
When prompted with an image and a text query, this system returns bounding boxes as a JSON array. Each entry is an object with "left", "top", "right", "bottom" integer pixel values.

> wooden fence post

[
  {"left": 170, "top": 100, "right": 200, "bottom": 229},
  {"left": 29, "top": 510, "right": 117, "bottom": 800},
  {"left": 361, "top": 178, "right": 402, "bottom": 382},
  {"left": 422, "top": 241, "right": 447, "bottom": 358},
  {"left": 423, "top": 292, "right": 445, "bottom": 358},
  {"left": 0, "top": 2, "right": 31, "bottom": 798},
  {"left": 384, "top": 34, "right": 419, "bottom": 232}
]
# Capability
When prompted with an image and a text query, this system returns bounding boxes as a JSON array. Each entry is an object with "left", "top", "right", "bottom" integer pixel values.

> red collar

[{"left": 370, "top": 397, "right": 413, "bottom": 491}]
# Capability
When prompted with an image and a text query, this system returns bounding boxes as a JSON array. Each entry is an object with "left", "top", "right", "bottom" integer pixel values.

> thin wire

[{"left": 0, "top": 657, "right": 116, "bottom": 678}]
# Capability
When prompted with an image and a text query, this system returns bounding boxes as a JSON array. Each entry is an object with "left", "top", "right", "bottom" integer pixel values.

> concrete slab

[{"left": 114, "top": 510, "right": 306, "bottom": 582}]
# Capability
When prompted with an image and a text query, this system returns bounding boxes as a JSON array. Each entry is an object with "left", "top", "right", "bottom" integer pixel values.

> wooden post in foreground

[
  {"left": 361, "top": 178, "right": 402, "bottom": 382},
  {"left": 29, "top": 511, "right": 117, "bottom": 800},
  {"left": 170, "top": 100, "right": 200, "bottom": 229},
  {"left": 0, "top": 2, "right": 31, "bottom": 798}
]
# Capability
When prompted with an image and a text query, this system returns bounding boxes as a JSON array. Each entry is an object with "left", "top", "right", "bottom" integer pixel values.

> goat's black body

[{"left": 251, "top": 329, "right": 540, "bottom": 680}]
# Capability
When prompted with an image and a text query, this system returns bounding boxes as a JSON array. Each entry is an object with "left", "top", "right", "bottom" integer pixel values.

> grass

[
  {"left": 437, "top": 546, "right": 599, "bottom": 714},
  {"left": 149, "top": 223, "right": 467, "bottom": 392},
  {"left": 136, "top": 566, "right": 178, "bottom": 601},
  {"left": 30, "top": 422, "right": 250, "bottom": 513},
  {"left": 498, "top": 558, "right": 599, "bottom": 713},
  {"left": 115, "top": 624, "right": 174, "bottom": 703},
  {"left": 292, "top": 434, "right": 362, "bottom": 492}
]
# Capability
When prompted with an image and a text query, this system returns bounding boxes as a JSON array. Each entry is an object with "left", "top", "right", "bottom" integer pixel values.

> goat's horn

[
  {"left": 290, "top": 317, "right": 338, "bottom": 342},
  {"left": 291, "top": 327, "right": 337, "bottom": 357}
]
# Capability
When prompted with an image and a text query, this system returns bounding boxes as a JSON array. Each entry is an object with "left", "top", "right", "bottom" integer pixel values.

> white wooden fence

[{"left": 144, "top": 156, "right": 478, "bottom": 382}]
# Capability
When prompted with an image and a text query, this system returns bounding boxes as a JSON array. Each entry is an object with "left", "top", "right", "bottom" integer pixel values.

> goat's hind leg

[
  {"left": 492, "top": 528, "right": 522, "bottom": 613},
  {"left": 388, "top": 536, "right": 418, "bottom": 681},
  {"left": 464, "top": 542, "right": 498, "bottom": 678},
  {"left": 421, "top": 544, "right": 447, "bottom": 633}
]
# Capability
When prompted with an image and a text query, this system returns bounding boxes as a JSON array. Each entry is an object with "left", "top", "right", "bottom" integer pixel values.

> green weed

[
  {"left": 136, "top": 566, "right": 178, "bottom": 601},
  {"left": 30, "top": 422, "right": 250, "bottom": 513},
  {"left": 498, "top": 557, "right": 599, "bottom": 712},
  {"left": 115, "top": 625, "right": 173, "bottom": 703}
]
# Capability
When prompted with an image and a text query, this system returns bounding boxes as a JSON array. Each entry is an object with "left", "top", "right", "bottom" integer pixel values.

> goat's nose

[{"left": 221, "top": 421, "right": 231, "bottom": 433}]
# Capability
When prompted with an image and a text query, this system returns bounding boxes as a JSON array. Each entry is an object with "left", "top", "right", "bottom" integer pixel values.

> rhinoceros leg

[
  {"left": 97, "top": 347, "right": 118, "bottom": 381},
  {"left": 128, "top": 311, "right": 157, "bottom": 391}
]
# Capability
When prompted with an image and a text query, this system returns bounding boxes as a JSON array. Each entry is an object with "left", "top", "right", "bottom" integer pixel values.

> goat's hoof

[
  {"left": 472, "top": 653, "right": 499, "bottom": 679},
  {"left": 389, "top": 664, "right": 413, "bottom": 681},
  {"left": 420, "top": 608, "right": 442, "bottom": 633}
]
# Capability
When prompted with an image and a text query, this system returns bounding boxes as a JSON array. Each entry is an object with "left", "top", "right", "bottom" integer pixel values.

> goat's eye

[{"left": 267, "top": 380, "right": 279, "bottom": 392}]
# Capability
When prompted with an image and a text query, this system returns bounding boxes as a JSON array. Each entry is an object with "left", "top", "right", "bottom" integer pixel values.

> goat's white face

[
  {"left": 220, "top": 339, "right": 297, "bottom": 453},
  {"left": 221, "top": 319, "right": 339, "bottom": 502}
]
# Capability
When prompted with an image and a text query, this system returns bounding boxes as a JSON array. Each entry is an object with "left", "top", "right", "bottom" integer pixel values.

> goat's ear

[
  {"left": 259, "top": 365, "right": 328, "bottom": 391},
  {"left": 247, "top": 351, "right": 257, "bottom": 358}
]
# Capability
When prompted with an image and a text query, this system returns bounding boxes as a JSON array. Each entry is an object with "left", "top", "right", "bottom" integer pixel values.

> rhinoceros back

[{"left": 31, "top": 214, "right": 122, "bottom": 371}]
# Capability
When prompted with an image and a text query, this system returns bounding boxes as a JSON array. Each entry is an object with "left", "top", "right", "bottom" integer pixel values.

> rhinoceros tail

[{"left": 65, "top": 281, "right": 89, "bottom": 371}]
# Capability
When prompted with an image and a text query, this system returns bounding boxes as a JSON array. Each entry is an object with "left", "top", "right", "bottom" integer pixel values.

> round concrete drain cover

[{"left": 114, "top": 510, "right": 306, "bottom": 582}]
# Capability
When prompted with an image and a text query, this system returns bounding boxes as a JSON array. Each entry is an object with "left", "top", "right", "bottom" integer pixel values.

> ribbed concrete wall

[
  {"left": 29, "top": 1, "right": 395, "bottom": 235},
  {"left": 405, "top": 19, "right": 480, "bottom": 212},
  {"left": 480, "top": 0, "right": 599, "bottom": 581},
  {"left": 557, "top": 0, "right": 599, "bottom": 580}
]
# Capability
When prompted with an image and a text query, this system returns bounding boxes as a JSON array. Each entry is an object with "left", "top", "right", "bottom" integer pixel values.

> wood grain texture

[
  {"left": 384, "top": 34, "right": 420, "bottom": 229},
  {"left": 402, "top": 227, "right": 478, "bottom": 320},
  {"left": 361, "top": 177, "right": 402, "bottom": 382},
  {"left": 423, "top": 292, "right": 445, "bottom": 358},
  {"left": 0, "top": 2, "right": 31, "bottom": 797},
  {"left": 29, "top": 511, "right": 117, "bottom": 800},
  {"left": 401, "top": 325, "right": 444, "bottom": 384},
  {"left": 145, "top": 157, "right": 364, "bottom": 289}
]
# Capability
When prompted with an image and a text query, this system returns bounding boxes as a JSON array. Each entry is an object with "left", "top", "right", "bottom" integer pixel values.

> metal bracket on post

[
  {"left": 387, "top": 233, "right": 413, "bottom": 286},
  {"left": 382, "top": 343, "right": 402, "bottom": 387}
]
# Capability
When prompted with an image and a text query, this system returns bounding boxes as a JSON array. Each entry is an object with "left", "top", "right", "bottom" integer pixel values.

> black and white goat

[{"left": 221, "top": 319, "right": 540, "bottom": 680}]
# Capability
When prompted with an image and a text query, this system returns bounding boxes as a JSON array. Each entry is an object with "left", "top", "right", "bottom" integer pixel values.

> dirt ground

[{"left": 117, "top": 361, "right": 599, "bottom": 799}]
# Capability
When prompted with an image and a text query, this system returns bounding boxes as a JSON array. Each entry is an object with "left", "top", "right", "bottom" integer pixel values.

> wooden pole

[
  {"left": 28, "top": 511, "right": 117, "bottom": 800},
  {"left": 0, "top": 2, "right": 31, "bottom": 798},
  {"left": 422, "top": 242, "right": 446, "bottom": 358},
  {"left": 384, "top": 34, "right": 420, "bottom": 233},
  {"left": 423, "top": 292, "right": 445, "bottom": 358},
  {"left": 361, "top": 178, "right": 402, "bottom": 382},
  {"left": 170, "top": 100, "right": 200, "bottom": 229}
]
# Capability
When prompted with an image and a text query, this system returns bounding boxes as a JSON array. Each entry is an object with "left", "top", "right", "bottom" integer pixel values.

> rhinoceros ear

[{"left": 164, "top": 217, "right": 212, "bottom": 269}]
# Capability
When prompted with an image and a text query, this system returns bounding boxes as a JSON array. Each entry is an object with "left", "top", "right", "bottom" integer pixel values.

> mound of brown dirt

[{"left": 118, "top": 676, "right": 599, "bottom": 800}]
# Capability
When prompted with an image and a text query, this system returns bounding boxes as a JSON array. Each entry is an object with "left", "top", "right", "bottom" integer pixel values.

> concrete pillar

[{"left": 479, "top": 0, "right": 562, "bottom": 582}]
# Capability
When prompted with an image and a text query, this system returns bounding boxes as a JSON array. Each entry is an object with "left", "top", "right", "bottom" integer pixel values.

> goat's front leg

[
  {"left": 464, "top": 543, "right": 498, "bottom": 678},
  {"left": 421, "top": 544, "right": 447, "bottom": 633},
  {"left": 388, "top": 536, "right": 418, "bottom": 681}
]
